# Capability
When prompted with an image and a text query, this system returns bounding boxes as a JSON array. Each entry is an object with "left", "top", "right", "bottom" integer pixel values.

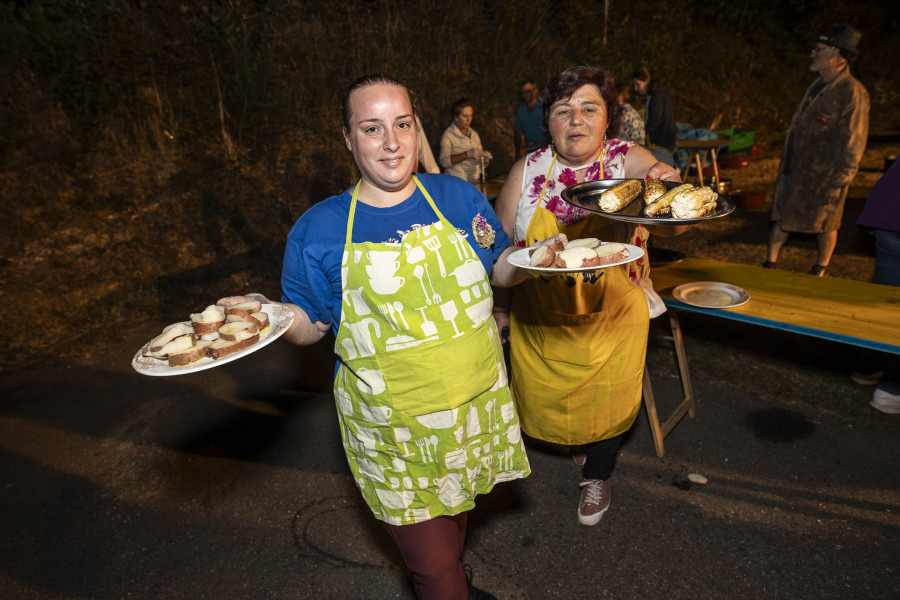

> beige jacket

[{"left": 772, "top": 67, "right": 869, "bottom": 233}]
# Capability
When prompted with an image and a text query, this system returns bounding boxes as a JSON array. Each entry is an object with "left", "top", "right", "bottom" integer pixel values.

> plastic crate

[{"left": 715, "top": 128, "right": 755, "bottom": 155}]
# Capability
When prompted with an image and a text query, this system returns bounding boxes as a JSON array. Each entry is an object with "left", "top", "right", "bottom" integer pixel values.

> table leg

[
  {"left": 710, "top": 148, "right": 721, "bottom": 191},
  {"left": 642, "top": 368, "right": 666, "bottom": 458},
  {"left": 694, "top": 152, "right": 705, "bottom": 187},
  {"left": 642, "top": 311, "right": 697, "bottom": 458}
]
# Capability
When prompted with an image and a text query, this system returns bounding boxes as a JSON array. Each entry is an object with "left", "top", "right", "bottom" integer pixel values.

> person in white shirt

[{"left": 439, "top": 98, "right": 492, "bottom": 183}]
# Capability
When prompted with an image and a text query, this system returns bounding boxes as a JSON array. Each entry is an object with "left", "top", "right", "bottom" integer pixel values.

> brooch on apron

[{"left": 472, "top": 214, "right": 495, "bottom": 249}]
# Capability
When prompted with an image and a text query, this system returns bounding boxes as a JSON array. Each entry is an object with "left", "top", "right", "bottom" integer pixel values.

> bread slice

[
  {"left": 595, "top": 242, "right": 629, "bottom": 265},
  {"left": 564, "top": 237, "right": 602, "bottom": 250},
  {"left": 190, "top": 305, "right": 226, "bottom": 334},
  {"left": 555, "top": 247, "right": 600, "bottom": 269},
  {"left": 528, "top": 245, "right": 556, "bottom": 268},
  {"left": 209, "top": 331, "right": 260, "bottom": 359},
  {"left": 249, "top": 311, "right": 269, "bottom": 329},
  {"left": 146, "top": 321, "right": 193, "bottom": 356},
  {"left": 167, "top": 340, "right": 213, "bottom": 367},
  {"left": 155, "top": 333, "right": 197, "bottom": 358},
  {"left": 226, "top": 300, "right": 263, "bottom": 314},
  {"left": 225, "top": 308, "right": 256, "bottom": 323},
  {"left": 218, "top": 320, "right": 259, "bottom": 341}
]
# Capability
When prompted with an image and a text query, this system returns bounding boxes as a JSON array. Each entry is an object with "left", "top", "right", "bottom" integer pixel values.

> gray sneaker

[
  {"left": 577, "top": 478, "right": 610, "bottom": 525},
  {"left": 870, "top": 388, "right": 900, "bottom": 414}
]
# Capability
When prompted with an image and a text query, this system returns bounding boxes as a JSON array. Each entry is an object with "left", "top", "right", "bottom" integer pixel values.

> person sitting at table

[
  {"left": 493, "top": 64, "right": 688, "bottom": 527},
  {"left": 221, "top": 74, "right": 533, "bottom": 600},
  {"left": 440, "top": 98, "right": 493, "bottom": 184},
  {"left": 632, "top": 66, "right": 678, "bottom": 167}
]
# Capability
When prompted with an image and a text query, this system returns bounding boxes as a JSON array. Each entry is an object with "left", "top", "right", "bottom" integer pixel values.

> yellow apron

[
  {"left": 510, "top": 157, "right": 649, "bottom": 446},
  {"left": 334, "top": 176, "right": 530, "bottom": 526}
]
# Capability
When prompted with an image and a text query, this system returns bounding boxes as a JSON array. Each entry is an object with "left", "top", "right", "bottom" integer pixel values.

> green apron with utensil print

[{"left": 333, "top": 176, "right": 530, "bottom": 526}]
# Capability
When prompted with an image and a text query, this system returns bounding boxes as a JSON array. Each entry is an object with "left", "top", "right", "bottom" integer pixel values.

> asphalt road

[{"left": 2, "top": 316, "right": 899, "bottom": 599}]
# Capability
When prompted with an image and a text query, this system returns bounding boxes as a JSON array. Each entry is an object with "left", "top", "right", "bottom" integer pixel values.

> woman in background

[{"left": 440, "top": 98, "right": 493, "bottom": 184}]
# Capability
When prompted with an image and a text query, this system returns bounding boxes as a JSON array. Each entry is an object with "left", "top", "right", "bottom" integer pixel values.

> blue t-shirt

[
  {"left": 515, "top": 98, "right": 547, "bottom": 146},
  {"left": 281, "top": 173, "right": 509, "bottom": 336}
]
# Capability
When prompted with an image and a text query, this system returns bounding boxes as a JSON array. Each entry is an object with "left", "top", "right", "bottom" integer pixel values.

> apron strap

[{"left": 346, "top": 176, "right": 442, "bottom": 246}]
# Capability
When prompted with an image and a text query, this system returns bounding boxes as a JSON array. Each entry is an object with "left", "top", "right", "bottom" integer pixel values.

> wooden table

[
  {"left": 641, "top": 257, "right": 900, "bottom": 457},
  {"left": 677, "top": 138, "right": 734, "bottom": 189},
  {"left": 475, "top": 181, "right": 503, "bottom": 202}
]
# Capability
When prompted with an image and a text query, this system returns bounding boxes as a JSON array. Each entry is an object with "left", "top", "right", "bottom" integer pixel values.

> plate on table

[
  {"left": 560, "top": 178, "right": 735, "bottom": 225},
  {"left": 673, "top": 282, "right": 749, "bottom": 309},
  {"left": 507, "top": 243, "right": 644, "bottom": 274},
  {"left": 131, "top": 303, "right": 294, "bottom": 376}
]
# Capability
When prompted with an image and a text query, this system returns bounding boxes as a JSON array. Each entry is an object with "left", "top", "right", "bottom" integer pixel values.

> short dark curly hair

[{"left": 542, "top": 65, "right": 620, "bottom": 141}]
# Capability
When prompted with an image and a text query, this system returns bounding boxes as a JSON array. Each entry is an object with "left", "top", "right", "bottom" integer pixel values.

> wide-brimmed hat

[{"left": 818, "top": 24, "right": 861, "bottom": 57}]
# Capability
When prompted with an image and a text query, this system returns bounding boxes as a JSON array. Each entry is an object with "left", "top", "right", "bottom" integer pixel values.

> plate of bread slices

[
  {"left": 131, "top": 300, "right": 294, "bottom": 376},
  {"left": 560, "top": 178, "right": 735, "bottom": 225},
  {"left": 508, "top": 237, "right": 644, "bottom": 274}
]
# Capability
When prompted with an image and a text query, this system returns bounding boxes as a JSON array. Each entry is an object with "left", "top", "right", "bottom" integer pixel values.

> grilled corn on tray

[{"left": 560, "top": 178, "right": 735, "bottom": 225}]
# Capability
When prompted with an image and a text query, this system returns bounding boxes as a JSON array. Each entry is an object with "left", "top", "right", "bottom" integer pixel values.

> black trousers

[{"left": 582, "top": 434, "right": 625, "bottom": 480}]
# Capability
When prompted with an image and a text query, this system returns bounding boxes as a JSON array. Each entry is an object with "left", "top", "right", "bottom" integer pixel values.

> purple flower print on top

[
  {"left": 527, "top": 174, "right": 546, "bottom": 204},
  {"left": 558, "top": 168, "right": 578, "bottom": 188},
  {"left": 526, "top": 145, "right": 550, "bottom": 165}
]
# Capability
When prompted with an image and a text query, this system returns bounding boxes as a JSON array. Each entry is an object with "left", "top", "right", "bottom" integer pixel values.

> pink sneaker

[
  {"left": 572, "top": 452, "right": 586, "bottom": 467},
  {"left": 577, "top": 479, "right": 610, "bottom": 525}
]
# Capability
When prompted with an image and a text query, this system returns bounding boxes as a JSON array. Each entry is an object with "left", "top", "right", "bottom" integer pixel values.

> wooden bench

[{"left": 642, "top": 257, "right": 900, "bottom": 457}]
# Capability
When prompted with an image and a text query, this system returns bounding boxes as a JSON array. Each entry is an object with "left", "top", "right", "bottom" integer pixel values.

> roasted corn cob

[
  {"left": 598, "top": 179, "right": 642, "bottom": 213},
  {"left": 643, "top": 183, "right": 693, "bottom": 217},
  {"left": 671, "top": 186, "right": 719, "bottom": 219},
  {"left": 643, "top": 178, "right": 666, "bottom": 204}
]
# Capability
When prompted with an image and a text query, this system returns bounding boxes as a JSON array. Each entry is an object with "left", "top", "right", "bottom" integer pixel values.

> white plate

[
  {"left": 673, "top": 282, "right": 749, "bottom": 309},
  {"left": 131, "top": 303, "right": 294, "bottom": 376},
  {"left": 507, "top": 243, "right": 644, "bottom": 274}
]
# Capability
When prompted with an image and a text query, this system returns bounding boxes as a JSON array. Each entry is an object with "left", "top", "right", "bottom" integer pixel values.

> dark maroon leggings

[{"left": 382, "top": 513, "right": 468, "bottom": 600}]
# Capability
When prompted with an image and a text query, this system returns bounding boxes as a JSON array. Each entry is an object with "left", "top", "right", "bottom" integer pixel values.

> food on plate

[
  {"left": 147, "top": 321, "right": 193, "bottom": 356},
  {"left": 209, "top": 329, "right": 260, "bottom": 359},
  {"left": 594, "top": 242, "right": 629, "bottom": 265},
  {"left": 225, "top": 299, "right": 263, "bottom": 315},
  {"left": 597, "top": 179, "right": 642, "bottom": 212},
  {"left": 525, "top": 237, "right": 630, "bottom": 270},
  {"left": 218, "top": 320, "right": 258, "bottom": 341},
  {"left": 555, "top": 247, "right": 601, "bottom": 269},
  {"left": 155, "top": 332, "right": 197, "bottom": 360},
  {"left": 643, "top": 183, "right": 692, "bottom": 217},
  {"left": 643, "top": 178, "right": 666, "bottom": 204},
  {"left": 563, "top": 237, "right": 601, "bottom": 250},
  {"left": 671, "top": 186, "right": 718, "bottom": 219},
  {"left": 190, "top": 305, "right": 226, "bottom": 333},
  {"left": 528, "top": 244, "right": 557, "bottom": 268},
  {"left": 168, "top": 340, "right": 214, "bottom": 367},
  {"left": 141, "top": 301, "right": 272, "bottom": 367}
]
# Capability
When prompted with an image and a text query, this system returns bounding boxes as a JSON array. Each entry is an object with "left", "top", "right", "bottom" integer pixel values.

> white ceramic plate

[
  {"left": 673, "top": 281, "right": 749, "bottom": 309},
  {"left": 131, "top": 303, "right": 294, "bottom": 376},
  {"left": 507, "top": 243, "right": 644, "bottom": 274}
]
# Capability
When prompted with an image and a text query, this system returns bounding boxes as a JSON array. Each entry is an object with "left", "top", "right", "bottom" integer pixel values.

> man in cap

[{"left": 765, "top": 24, "right": 870, "bottom": 276}]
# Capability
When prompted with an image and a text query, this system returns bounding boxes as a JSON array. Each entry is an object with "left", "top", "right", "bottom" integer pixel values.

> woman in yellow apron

[
  {"left": 494, "top": 65, "right": 687, "bottom": 527},
  {"left": 223, "top": 75, "right": 533, "bottom": 600}
]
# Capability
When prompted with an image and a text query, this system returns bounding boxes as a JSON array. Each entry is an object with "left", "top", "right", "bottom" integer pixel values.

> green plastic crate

[{"left": 715, "top": 128, "right": 755, "bottom": 155}]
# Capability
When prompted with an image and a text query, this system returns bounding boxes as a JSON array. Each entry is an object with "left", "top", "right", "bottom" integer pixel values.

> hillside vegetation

[{"left": 1, "top": 0, "right": 898, "bottom": 370}]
